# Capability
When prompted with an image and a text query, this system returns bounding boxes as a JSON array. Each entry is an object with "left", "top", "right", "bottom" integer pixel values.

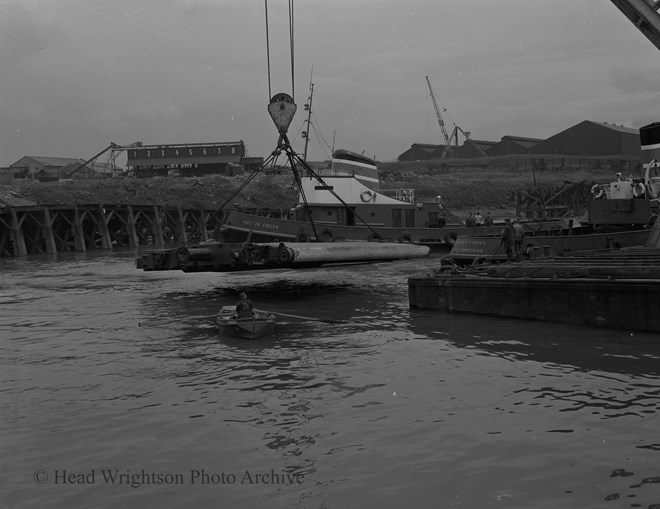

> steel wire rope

[
  {"left": 261, "top": 2, "right": 382, "bottom": 241},
  {"left": 288, "top": 0, "right": 295, "bottom": 100},
  {"left": 264, "top": 0, "right": 272, "bottom": 100},
  {"left": 264, "top": 0, "right": 296, "bottom": 101}
]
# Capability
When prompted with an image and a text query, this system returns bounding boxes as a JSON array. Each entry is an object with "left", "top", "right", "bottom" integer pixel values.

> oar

[{"left": 255, "top": 309, "right": 345, "bottom": 324}]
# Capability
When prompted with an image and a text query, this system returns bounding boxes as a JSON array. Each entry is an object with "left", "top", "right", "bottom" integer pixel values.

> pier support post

[
  {"left": 200, "top": 209, "right": 209, "bottom": 241},
  {"left": 152, "top": 206, "right": 165, "bottom": 248},
  {"left": 126, "top": 206, "right": 140, "bottom": 249},
  {"left": 42, "top": 206, "right": 58, "bottom": 254},
  {"left": 98, "top": 205, "right": 113, "bottom": 249},
  {"left": 0, "top": 214, "right": 14, "bottom": 256},
  {"left": 10, "top": 208, "right": 27, "bottom": 257},
  {"left": 73, "top": 206, "right": 86, "bottom": 252},
  {"left": 176, "top": 207, "right": 188, "bottom": 243}
]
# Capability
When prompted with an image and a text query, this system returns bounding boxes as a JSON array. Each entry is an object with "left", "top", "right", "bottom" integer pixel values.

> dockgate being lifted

[
  {"left": 137, "top": 3, "right": 433, "bottom": 274},
  {"left": 136, "top": 240, "right": 430, "bottom": 273}
]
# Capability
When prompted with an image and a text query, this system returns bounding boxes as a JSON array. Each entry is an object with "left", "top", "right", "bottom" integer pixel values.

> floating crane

[{"left": 425, "top": 76, "right": 488, "bottom": 158}]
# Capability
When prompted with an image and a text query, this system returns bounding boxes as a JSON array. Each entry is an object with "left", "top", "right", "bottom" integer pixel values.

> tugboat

[
  {"left": 445, "top": 122, "right": 660, "bottom": 264},
  {"left": 218, "top": 148, "right": 568, "bottom": 250}
]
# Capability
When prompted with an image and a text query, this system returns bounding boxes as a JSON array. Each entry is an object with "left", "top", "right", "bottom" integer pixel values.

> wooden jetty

[
  {"left": 0, "top": 204, "right": 221, "bottom": 257},
  {"left": 408, "top": 223, "right": 660, "bottom": 332}
]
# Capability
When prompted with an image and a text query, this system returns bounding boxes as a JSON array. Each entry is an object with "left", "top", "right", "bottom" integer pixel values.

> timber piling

[{"left": 0, "top": 204, "right": 222, "bottom": 257}]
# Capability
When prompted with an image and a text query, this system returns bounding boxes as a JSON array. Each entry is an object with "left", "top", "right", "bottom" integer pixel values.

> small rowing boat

[{"left": 216, "top": 306, "right": 276, "bottom": 339}]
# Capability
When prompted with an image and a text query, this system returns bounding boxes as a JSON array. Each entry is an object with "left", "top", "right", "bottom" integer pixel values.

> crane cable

[
  {"left": 264, "top": 0, "right": 272, "bottom": 99},
  {"left": 288, "top": 0, "right": 295, "bottom": 100},
  {"left": 264, "top": 0, "right": 296, "bottom": 101}
]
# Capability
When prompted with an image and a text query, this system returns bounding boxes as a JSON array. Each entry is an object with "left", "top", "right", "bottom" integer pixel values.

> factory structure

[
  {"left": 397, "top": 120, "right": 642, "bottom": 162},
  {"left": 125, "top": 141, "right": 263, "bottom": 178},
  {"left": 0, "top": 119, "right": 646, "bottom": 182},
  {"left": 2, "top": 141, "right": 264, "bottom": 181}
]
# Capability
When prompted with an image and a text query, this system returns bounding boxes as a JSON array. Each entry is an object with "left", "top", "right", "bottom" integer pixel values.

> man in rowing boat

[{"left": 236, "top": 291, "right": 254, "bottom": 318}]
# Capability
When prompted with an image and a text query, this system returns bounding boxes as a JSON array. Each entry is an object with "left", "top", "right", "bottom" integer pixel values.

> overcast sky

[{"left": 1, "top": 0, "right": 659, "bottom": 167}]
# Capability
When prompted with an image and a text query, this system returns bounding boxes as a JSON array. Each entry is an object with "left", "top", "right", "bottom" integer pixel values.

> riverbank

[
  {"left": 0, "top": 161, "right": 626, "bottom": 220},
  {"left": 0, "top": 175, "right": 297, "bottom": 210}
]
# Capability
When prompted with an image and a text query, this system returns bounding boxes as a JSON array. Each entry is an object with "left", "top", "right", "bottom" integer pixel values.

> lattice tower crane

[
  {"left": 425, "top": 76, "right": 488, "bottom": 158},
  {"left": 425, "top": 75, "right": 454, "bottom": 158}
]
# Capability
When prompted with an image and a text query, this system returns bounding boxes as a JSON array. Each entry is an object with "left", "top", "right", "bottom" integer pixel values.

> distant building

[
  {"left": 126, "top": 141, "right": 247, "bottom": 177},
  {"left": 530, "top": 120, "right": 640, "bottom": 156},
  {"left": 487, "top": 135, "right": 543, "bottom": 156},
  {"left": 0, "top": 167, "right": 11, "bottom": 184},
  {"left": 397, "top": 120, "right": 642, "bottom": 161},
  {"left": 89, "top": 161, "right": 121, "bottom": 178},
  {"left": 456, "top": 139, "right": 498, "bottom": 159},
  {"left": 9, "top": 156, "right": 86, "bottom": 179},
  {"left": 56, "top": 162, "right": 100, "bottom": 180},
  {"left": 397, "top": 140, "right": 498, "bottom": 160},
  {"left": 397, "top": 143, "right": 447, "bottom": 161},
  {"left": 242, "top": 157, "right": 265, "bottom": 173}
]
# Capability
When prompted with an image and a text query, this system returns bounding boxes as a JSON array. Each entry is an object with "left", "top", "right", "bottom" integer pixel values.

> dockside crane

[
  {"left": 63, "top": 141, "right": 142, "bottom": 179},
  {"left": 425, "top": 75, "right": 454, "bottom": 158},
  {"left": 610, "top": 0, "right": 660, "bottom": 51},
  {"left": 425, "top": 76, "right": 488, "bottom": 159}
]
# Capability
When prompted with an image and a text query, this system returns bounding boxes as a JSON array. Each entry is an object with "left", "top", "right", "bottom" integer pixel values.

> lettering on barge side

[
  {"left": 451, "top": 239, "right": 490, "bottom": 255},
  {"left": 239, "top": 219, "right": 281, "bottom": 231}
]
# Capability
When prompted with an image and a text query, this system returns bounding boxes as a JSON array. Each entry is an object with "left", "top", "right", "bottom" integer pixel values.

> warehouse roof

[{"left": 10, "top": 156, "right": 85, "bottom": 167}]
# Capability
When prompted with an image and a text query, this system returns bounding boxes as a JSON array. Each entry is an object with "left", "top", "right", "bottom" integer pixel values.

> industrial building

[
  {"left": 486, "top": 135, "right": 544, "bottom": 157},
  {"left": 9, "top": 156, "right": 88, "bottom": 179},
  {"left": 398, "top": 120, "right": 642, "bottom": 161},
  {"left": 397, "top": 144, "right": 447, "bottom": 162},
  {"left": 126, "top": 141, "right": 259, "bottom": 177},
  {"left": 530, "top": 120, "right": 641, "bottom": 156},
  {"left": 4, "top": 141, "right": 265, "bottom": 181},
  {"left": 397, "top": 140, "right": 498, "bottom": 161}
]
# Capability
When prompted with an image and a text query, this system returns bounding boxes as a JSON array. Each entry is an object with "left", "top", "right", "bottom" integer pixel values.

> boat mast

[{"left": 302, "top": 69, "right": 314, "bottom": 161}]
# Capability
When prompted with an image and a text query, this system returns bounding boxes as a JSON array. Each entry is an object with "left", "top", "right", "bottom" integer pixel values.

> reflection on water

[{"left": 1, "top": 251, "right": 659, "bottom": 508}]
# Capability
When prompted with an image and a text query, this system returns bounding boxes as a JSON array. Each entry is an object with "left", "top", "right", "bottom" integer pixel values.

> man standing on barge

[
  {"left": 513, "top": 218, "right": 525, "bottom": 261},
  {"left": 500, "top": 219, "right": 515, "bottom": 262}
]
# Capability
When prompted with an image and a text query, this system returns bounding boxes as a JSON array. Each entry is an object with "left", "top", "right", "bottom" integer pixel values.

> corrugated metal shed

[
  {"left": 487, "top": 135, "right": 543, "bottom": 156},
  {"left": 456, "top": 139, "right": 498, "bottom": 159},
  {"left": 531, "top": 120, "right": 640, "bottom": 156},
  {"left": 397, "top": 143, "right": 446, "bottom": 161},
  {"left": 10, "top": 156, "right": 85, "bottom": 168}
]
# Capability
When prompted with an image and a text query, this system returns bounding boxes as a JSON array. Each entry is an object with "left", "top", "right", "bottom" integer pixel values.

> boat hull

[
  {"left": 216, "top": 306, "right": 275, "bottom": 339},
  {"left": 447, "top": 228, "right": 651, "bottom": 264},
  {"left": 219, "top": 210, "right": 568, "bottom": 251},
  {"left": 409, "top": 267, "right": 660, "bottom": 332}
]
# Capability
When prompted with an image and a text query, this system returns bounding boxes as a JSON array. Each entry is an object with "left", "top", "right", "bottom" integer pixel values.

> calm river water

[{"left": 1, "top": 250, "right": 659, "bottom": 508}]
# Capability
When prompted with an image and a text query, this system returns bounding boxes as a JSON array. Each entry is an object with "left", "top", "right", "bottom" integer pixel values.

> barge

[{"left": 408, "top": 223, "right": 660, "bottom": 332}]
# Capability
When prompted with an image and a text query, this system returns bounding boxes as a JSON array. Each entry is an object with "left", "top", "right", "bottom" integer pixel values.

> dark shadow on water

[{"left": 408, "top": 308, "right": 660, "bottom": 378}]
